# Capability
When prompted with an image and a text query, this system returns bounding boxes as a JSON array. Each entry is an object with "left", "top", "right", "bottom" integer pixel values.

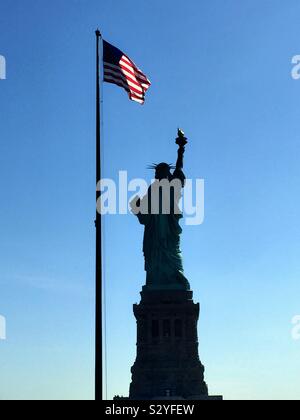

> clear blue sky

[{"left": 0, "top": 0, "right": 300, "bottom": 400}]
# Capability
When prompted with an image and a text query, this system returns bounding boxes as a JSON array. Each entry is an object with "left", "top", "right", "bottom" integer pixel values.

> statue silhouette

[{"left": 132, "top": 130, "right": 190, "bottom": 291}]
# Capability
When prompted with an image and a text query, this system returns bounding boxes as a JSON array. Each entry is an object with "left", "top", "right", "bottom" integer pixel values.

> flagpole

[{"left": 95, "top": 28, "right": 103, "bottom": 401}]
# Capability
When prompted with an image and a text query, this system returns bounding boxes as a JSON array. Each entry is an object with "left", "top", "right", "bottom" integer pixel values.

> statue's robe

[{"left": 136, "top": 169, "right": 190, "bottom": 290}]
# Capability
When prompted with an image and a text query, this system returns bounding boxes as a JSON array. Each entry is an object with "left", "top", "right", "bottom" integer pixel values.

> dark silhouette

[
  {"left": 132, "top": 130, "right": 190, "bottom": 291},
  {"left": 127, "top": 130, "right": 222, "bottom": 400}
]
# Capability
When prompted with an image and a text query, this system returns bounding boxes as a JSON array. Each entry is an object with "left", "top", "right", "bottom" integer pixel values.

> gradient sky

[{"left": 1, "top": 0, "right": 300, "bottom": 400}]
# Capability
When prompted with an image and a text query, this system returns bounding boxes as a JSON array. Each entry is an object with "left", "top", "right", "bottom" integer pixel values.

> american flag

[{"left": 103, "top": 40, "right": 151, "bottom": 104}]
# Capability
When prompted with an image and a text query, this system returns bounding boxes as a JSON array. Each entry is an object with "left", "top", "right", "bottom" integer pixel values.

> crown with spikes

[{"left": 147, "top": 163, "right": 175, "bottom": 170}]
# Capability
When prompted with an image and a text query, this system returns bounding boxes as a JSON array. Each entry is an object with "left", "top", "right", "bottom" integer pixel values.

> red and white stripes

[{"left": 104, "top": 54, "right": 151, "bottom": 104}]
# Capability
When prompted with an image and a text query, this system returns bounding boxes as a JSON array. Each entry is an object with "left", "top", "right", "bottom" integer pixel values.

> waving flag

[
  {"left": 94, "top": 31, "right": 151, "bottom": 399},
  {"left": 103, "top": 40, "right": 151, "bottom": 104}
]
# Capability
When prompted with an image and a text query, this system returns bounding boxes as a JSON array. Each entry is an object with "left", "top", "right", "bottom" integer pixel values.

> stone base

[
  {"left": 142, "top": 395, "right": 223, "bottom": 401},
  {"left": 114, "top": 395, "right": 223, "bottom": 400},
  {"left": 129, "top": 289, "right": 214, "bottom": 400}
]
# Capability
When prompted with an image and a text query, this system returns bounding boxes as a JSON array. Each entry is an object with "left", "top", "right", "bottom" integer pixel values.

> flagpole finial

[{"left": 95, "top": 29, "right": 102, "bottom": 38}]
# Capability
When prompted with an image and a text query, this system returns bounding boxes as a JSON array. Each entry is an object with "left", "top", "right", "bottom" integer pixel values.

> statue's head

[{"left": 149, "top": 163, "right": 174, "bottom": 181}]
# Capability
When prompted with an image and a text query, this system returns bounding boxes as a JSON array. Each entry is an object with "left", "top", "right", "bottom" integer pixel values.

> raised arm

[{"left": 176, "top": 144, "right": 185, "bottom": 170}]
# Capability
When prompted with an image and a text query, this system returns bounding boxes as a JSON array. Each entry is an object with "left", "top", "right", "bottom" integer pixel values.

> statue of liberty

[{"left": 131, "top": 129, "right": 190, "bottom": 291}]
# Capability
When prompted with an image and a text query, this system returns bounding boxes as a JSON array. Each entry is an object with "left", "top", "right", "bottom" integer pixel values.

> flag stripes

[{"left": 103, "top": 40, "right": 151, "bottom": 104}]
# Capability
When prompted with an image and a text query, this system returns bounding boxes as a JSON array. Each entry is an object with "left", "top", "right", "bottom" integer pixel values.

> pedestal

[{"left": 129, "top": 289, "right": 218, "bottom": 400}]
